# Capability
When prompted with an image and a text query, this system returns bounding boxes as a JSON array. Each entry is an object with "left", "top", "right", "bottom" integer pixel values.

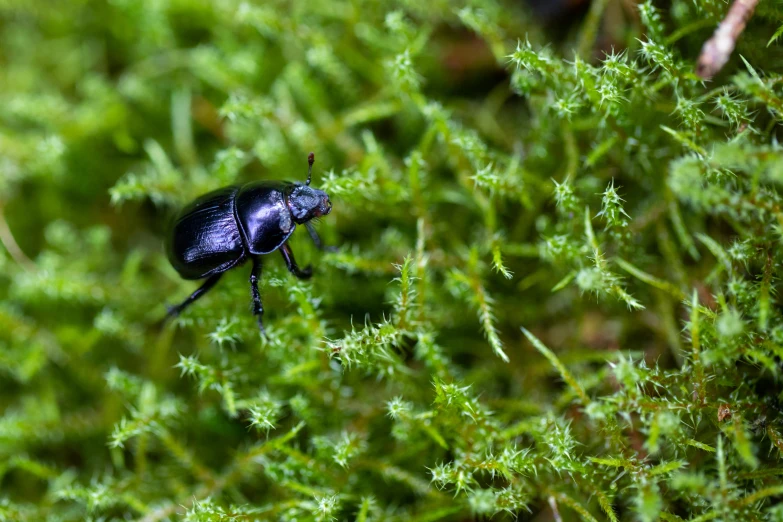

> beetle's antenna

[{"left": 306, "top": 152, "right": 315, "bottom": 186}]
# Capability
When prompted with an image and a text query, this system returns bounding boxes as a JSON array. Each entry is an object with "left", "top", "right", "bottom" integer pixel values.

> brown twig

[
  {"left": 548, "top": 495, "right": 563, "bottom": 522},
  {"left": 696, "top": 0, "right": 759, "bottom": 79},
  {"left": 0, "top": 204, "right": 34, "bottom": 271}
]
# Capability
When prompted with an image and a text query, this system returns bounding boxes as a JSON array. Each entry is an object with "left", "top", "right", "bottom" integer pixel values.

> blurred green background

[{"left": 2, "top": 0, "right": 783, "bottom": 520}]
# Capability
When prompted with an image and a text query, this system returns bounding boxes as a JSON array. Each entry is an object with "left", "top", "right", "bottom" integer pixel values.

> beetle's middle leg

[
  {"left": 280, "top": 242, "right": 312, "bottom": 279},
  {"left": 249, "top": 256, "right": 266, "bottom": 334}
]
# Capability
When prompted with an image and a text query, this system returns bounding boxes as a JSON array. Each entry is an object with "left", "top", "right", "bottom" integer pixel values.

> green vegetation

[{"left": 2, "top": 0, "right": 783, "bottom": 520}]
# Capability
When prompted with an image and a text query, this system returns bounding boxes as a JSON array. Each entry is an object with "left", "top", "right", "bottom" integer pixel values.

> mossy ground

[{"left": 2, "top": 1, "right": 783, "bottom": 521}]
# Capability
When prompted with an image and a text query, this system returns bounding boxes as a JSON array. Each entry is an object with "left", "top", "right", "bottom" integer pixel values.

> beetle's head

[
  {"left": 286, "top": 152, "right": 332, "bottom": 224},
  {"left": 287, "top": 184, "right": 331, "bottom": 224}
]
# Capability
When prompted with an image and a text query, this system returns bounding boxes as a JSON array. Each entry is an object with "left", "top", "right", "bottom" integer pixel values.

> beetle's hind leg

[
  {"left": 166, "top": 273, "right": 223, "bottom": 320},
  {"left": 249, "top": 256, "right": 266, "bottom": 335},
  {"left": 280, "top": 242, "right": 312, "bottom": 279}
]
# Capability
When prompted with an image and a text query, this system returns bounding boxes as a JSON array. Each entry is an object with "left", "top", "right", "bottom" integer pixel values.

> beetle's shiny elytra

[{"left": 165, "top": 152, "right": 331, "bottom": 333}]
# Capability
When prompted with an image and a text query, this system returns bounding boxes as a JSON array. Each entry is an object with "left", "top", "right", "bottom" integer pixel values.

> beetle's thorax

[
  {"left": 285, "top": 183, "right": 332, "bottom": 224},
  {"left": 232, "top": 181, "right": 296, "bottom": 255}
]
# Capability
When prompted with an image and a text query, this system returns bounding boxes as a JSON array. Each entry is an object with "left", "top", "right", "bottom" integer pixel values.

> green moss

[{"left": 2, "top": 0, "right": 783, "bottom": 520}]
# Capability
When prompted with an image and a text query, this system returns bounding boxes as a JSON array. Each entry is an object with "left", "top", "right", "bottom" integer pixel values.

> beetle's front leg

[
  {"left": 305, "top": 222, "right": 337, "bottom": 252},
  {"left": 280, "top": 242, "right": 312, "bottom": 280},
  {"left": 249, "top": 256, "right": 266, "bottom": 335}
]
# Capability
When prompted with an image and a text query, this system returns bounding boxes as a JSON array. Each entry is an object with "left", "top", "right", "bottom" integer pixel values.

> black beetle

[{"left": 165, "top": 152, "right": 331, "bottom": 333}]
